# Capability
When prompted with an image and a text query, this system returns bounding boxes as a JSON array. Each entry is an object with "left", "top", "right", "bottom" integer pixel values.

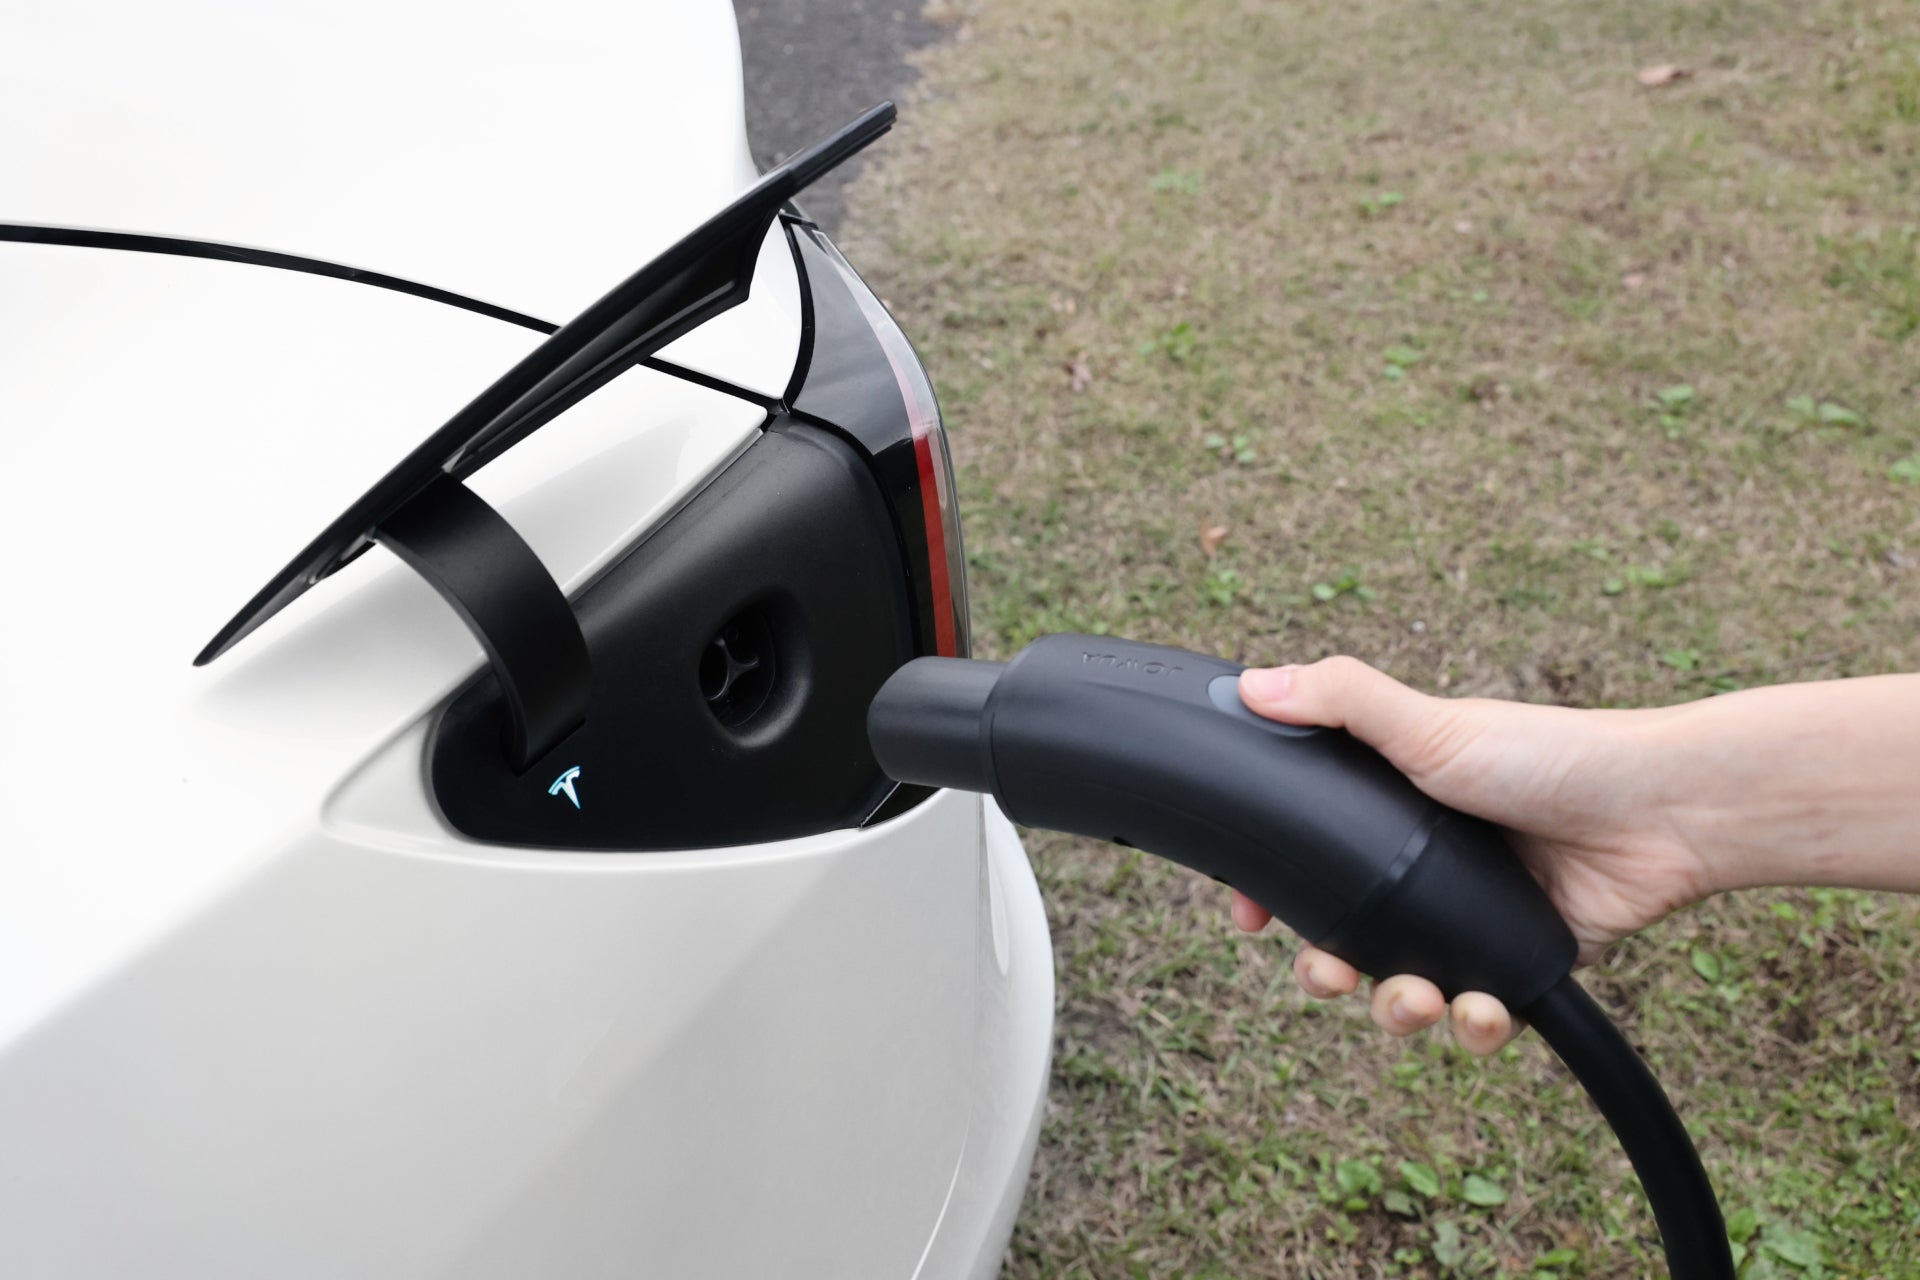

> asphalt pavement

[{"left": 734, "top": 0, "right": 945, "bottom": 232}]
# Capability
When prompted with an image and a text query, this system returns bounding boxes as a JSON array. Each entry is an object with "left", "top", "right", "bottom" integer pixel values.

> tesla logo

[
  {"left": 1081, "top": 652, "right": 1182, "bottom": 677},
  {"left": 548, "top": 766, "right": 583, "bottom": 810}
]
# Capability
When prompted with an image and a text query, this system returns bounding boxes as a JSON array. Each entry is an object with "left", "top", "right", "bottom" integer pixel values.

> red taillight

[
  {"left": 910, "top": 423, "right": 959, "bottom": 656},
  {"left": 818, "top": 239, "right": 971, "bottom": 658}
]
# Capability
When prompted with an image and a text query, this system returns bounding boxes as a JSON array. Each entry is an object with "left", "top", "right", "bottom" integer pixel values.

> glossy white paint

[
  {"left": 0, "top": 248, "right": 766, "bottom": 1047},
  {"left": 0, "top": 0, "right": 1051, "bottom": 1276},
  {"left": 0, "top": 765, "right": 1044, "bottom": 1278},
  {"left": 9, "top": 1, "right": 754, "bottom": 315}
]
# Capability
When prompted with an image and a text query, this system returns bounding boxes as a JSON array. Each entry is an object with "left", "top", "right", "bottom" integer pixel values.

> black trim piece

[
  {"left": 374, "top": 476, "right": 589, "bottom": 773},
  {"left": 778, "top": 216, "right": 819, "bottom": 408},
  {"left": 776, "top": 219, "right": 963, "bottom": 824},
  {"left": 0, "top": 222, "right": 558, "bottom": 335},
  {"left": 196, "top": 101, "right": 895, "bottom": 672},
  {"left": 638, "top": 356, "right": 782, "bottom": 410},
  {"left": 786, "top": 224, "right": 945, "bottom": 661},
  {"left": 1, "top": 225, "right": 797, "bottom": 411}
]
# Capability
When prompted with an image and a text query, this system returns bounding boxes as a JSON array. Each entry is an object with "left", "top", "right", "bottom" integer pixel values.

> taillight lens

[{"left": 798, "top": 231, "right": 971, "bottom": 658}]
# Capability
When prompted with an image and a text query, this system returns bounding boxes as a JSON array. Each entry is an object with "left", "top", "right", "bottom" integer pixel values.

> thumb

[{"left": 1237, "top": 656, "right": 1442, "bottom": 773}]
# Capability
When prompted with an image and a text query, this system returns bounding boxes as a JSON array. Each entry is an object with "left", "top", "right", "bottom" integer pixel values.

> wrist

[
  {"left": 1610, "top": 702, "right": 1737, "bottom": 900},
  {"left": 1644, "top": 698, "right": 1753, "bottom": 895}
]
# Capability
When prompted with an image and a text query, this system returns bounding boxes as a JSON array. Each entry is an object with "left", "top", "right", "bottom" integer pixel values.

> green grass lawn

[{"left": 843, "top": 0, "right": 1920, "bottom": 1274}]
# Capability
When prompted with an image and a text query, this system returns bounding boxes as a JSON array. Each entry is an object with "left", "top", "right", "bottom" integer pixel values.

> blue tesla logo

[{"left": 548, "top": 766, "right": 583, "bottom": 810}]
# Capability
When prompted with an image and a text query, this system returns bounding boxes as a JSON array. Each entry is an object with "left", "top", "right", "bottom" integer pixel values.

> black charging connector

[{"left": 870, "top": 633, "right": 1733, "bottom": 1280}]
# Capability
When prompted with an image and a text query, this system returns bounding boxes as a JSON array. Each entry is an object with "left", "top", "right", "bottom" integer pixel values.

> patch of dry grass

[{"left": 844, "top": 1, "right": 1919, "bottom": 1275}]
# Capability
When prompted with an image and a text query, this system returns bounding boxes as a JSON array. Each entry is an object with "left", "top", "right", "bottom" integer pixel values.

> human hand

[{"left": 1227, "top": 657, "right": 1715, "bottom": 1055}]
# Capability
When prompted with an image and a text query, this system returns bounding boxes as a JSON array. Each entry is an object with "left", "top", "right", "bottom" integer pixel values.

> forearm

[{"left": 1663, "top": 674, "right": 1920, "bottom": 895}]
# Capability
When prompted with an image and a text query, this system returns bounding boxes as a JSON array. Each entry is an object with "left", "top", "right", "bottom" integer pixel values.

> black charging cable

[{"left": 1525, "top": 977, "right": 1731, "bottom": 1278}]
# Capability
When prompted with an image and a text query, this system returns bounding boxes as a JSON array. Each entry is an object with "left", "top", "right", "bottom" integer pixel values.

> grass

[{"left": 841, "top": 0, "right": 1920, "bottom": 1275}]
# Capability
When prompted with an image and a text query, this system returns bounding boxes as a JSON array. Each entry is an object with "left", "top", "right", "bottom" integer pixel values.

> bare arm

[
  {"left": 1671, "top": 673, "right": 1920, "bottom": 896},
  {"left": 1227, "top": 659, "right": 1920, "bottom": 1054}
]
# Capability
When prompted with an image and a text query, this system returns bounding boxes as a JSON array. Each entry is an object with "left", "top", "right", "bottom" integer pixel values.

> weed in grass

[
  {"left": 1357, "top": 190, "right": 1405, "bottom": 218},
  {"left": 1603, "top": 561, "right": 1685, "bottom": 595},
  {"left": 1429, "top": 1219, "right": 1469, "bottom": 1269},
  {"left": 1786, "top": 395, "right": 1866, "bottom": 431},
  {"left": 1571, "top": 538, "right": 1614, "bottom": 562},
  {"left": 1537, "top": 1246, "right": 1581, "bottom": 1275},
  {"left": 1399, "top": 1160, "right": 1441, "bottom": 1199},
  {"left": 1310, "top": 571, "right": 1376, "bottom": 604},
  {"left": 1201, "top": 431, "right": 1256, "bottom": 464},
  {"left": 1201, "top": 566, "right": 1243, "bottom": 608},
  {"left": 1140, "top": 320, "right": 1197, "bottom": 362},
  {"left": 1691, "top": 947, "right": 1724, "bottom": 981},
  {"left": 1332, "top": 1158, "right": 1382, "bottom": 1208},
  {"left": 1459, "top": 1173, "right": 1508, "bottom": 1207},
  {"left": 1647, "top": 383, "right": 1697, "bottom": 439},
  {"left": 1380, "top": 345, "right": 1422, "bottom": 381},
  {"left": 1149, "top": 168, "right": 1204, "bottom": 195}
]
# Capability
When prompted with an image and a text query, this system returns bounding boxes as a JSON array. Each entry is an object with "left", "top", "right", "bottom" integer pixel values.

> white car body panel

[
  {"left": 0, "top": 1, "right": 1051, "bottom": 1276},
  {"left": 6, "top": 0, "right": 796, "bottom": 395}
]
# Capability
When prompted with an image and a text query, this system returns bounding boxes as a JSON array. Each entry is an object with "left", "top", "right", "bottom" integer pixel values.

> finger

[
  {"left": 1238, "top": 656, "right": 1440, "bottom": 765},
  {"left": 1230, "top": 890, "right": 1272, "bottom": 933},
  {"left": 1370, "top": 973, "right": 1447, "bottom": 1036},
  {"left": 1293, "top": 947, "right": 1360, "bottom": 999},
  {"left": 1449, "top": 992, "right": 1518, "bottom": 1056}
]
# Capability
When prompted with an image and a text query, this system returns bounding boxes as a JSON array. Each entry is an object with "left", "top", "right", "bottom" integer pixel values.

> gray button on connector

[{"left": 1206, "top": 674, "right": 1323, "bottom": 738}]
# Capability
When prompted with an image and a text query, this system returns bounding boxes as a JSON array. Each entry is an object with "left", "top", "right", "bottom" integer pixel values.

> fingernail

[
  {"left": 1301, "top": 963, "right": 1332, "bottom": 996},
  {"left": 1467, "top": 1015, "right": 1496, "bottom": 1037},
  {"left": 1240, "top": 666, "right": 1296, "bottom": 704},
  {"left": 1389, "top": 996, "right": 1412, "bottom": 1025}
]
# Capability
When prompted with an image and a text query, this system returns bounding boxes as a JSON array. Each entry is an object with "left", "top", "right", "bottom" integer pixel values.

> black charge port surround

[
  {"left": 425, "top": 174, "right": 972, "bottom": 849},
  {"left": 427, "top": 419, "right": 917, "bottom": 851}
]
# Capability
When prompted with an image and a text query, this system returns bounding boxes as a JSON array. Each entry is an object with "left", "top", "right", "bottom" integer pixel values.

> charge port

[{"left": 699, "top": 608, "right": 779, "bottom": 729}]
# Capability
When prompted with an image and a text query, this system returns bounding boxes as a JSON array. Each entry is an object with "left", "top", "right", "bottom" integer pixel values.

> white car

[{"left": 0, "top": 3, "right": 1053, "bottom": 1277}]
